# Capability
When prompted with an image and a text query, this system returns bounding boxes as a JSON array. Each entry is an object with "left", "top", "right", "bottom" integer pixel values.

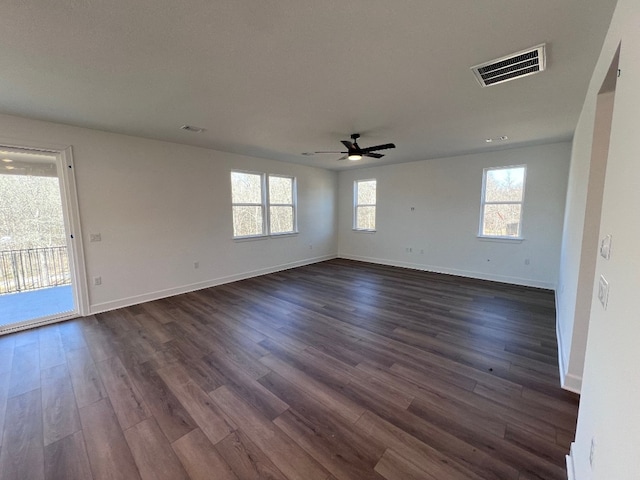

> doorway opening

[{"left": 0, "top": 145, "right": 85, "bottom": 333}]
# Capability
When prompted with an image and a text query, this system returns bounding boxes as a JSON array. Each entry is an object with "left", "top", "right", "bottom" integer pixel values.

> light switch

[
  {"left": 600, "top": 234, "right": 612, "bottom": 260},
  {"left": 598, "top": 275, "right": 609, "bottom": 309}
]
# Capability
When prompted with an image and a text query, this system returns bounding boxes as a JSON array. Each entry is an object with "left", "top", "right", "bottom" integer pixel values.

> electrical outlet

[
  {"left": 93, "top": 276, "right": 102, "bottom": 286},
  {"left": 524, "top": 258, "right": 530, "bottom": 265},
  {"left": 90, "top": 233, "right": 102, "bottom": 242},
  {"left": 598, "top": 275, "right": 609, "bottom": 309},
  {"left": 193, "top": 262, "right": 199, "bottom": 269}
]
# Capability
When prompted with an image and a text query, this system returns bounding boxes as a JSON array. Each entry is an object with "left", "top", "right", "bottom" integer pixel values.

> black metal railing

[{"left": 0, "top": 246, "right": 71, "bottom": 294}]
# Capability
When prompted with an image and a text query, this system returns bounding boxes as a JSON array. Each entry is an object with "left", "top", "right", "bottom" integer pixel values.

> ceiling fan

[{"left": 313, "top": 133, "right": 396, "bottom": 161}]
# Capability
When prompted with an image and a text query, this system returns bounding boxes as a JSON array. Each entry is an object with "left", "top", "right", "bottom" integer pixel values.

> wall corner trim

[
  {"left": 566, "top": 443, "right": 578, "bottom": 480},
  {"left": 556, "top": 307, "right": 583, "bottom": 394}
]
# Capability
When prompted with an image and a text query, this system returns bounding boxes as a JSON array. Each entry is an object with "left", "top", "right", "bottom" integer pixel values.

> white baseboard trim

[
  {"left": 338, "top": 254, "right": 556, "bottom": 290},
  {"left": 556, "top": 301, "right": 582, "bottom": 394},
  {"left": 563, "top": 372, "right": 583, "bottom": 394},
  {"left": 89, "top": 254, "right": 337, "bottom": 315},
  {"left": 566, "top": 443, "right": 577, "bottom": 480}
]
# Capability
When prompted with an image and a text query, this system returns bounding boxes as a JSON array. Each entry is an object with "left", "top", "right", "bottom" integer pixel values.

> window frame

[
  {"left": 230, "top": 170, "right": 267, "bottom": 239},
  {"left": 230, "top": 170, "right": 298, "bottom": 239},
  {"left": 478, "top": 164, "right": 527, "bottom": 240},
  {"left": 267, "top": 174, "right": 298, "bottom": 236},
  {"left": 353, "top": 178, "right": 377, "bottom": 232}
]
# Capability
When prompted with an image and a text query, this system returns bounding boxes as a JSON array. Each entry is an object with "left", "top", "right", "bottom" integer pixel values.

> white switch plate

[
  {"left": 90, "top": 233, "right": 102, "bottom": 242},
  {"left": 598, "top": 275, "right": 609, "bottom": 309},
  {"left": 600, "top": 234, "right": 612, "bottom": 259}
]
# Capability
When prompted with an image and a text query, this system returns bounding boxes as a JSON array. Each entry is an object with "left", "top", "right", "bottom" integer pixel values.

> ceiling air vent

[{"left": 471, "top": 44, "right": 546, "bottom": 87}]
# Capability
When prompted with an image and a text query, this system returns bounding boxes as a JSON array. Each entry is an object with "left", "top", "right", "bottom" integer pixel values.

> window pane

[
  {"left": 269, "top": 176, "right": 293, "bottom": 204},
  {"left": 485, "top": 167, "right": 524, "bottom": 202},
  {"left": 357, "top": 180, "right": 376, "bottom": 205},
  {"left": 356, "top": 206, "right": 376, "bottom": 230},
  {"left": 482, "top": 204, "right": 522, "bottom": 237},
  {"left": 232, "top": 206, "right": 263, "bottom": 237},
  {"left": 269, "top": 206, "right": 294, "bottom": 233},
  {"left": 231, "top": 172, "right": 262, "bottom": 204}
]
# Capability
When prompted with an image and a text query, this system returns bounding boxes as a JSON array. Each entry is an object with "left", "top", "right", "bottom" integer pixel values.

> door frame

[{"left": 0, "top": 139, "right": 89, "bottom": 334}]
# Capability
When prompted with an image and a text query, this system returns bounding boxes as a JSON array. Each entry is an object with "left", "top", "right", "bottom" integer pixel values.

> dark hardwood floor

[{"left": 0, "top": 259, "right": 578, "bottom": 480}]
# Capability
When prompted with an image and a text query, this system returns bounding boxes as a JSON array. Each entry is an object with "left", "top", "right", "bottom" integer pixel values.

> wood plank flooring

[{"left": 0, "top": 259, "right": 579, "bottom": 479}]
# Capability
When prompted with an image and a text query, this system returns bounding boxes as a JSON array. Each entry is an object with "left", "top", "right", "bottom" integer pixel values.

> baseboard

[
  {"left": 89, "top": 254, "right": 336, "bottom": 315},
  {"left": 338, "top": 254, "right": 556, "bottom": 290},
  {"left": 556, "top": 300, "right": 583, "bottom": 394},
  {"left": 566, "top": 443, "right": 577, "bottom": 480}
]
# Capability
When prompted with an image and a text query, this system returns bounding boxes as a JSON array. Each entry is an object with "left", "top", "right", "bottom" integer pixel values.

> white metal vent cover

[{"left": 471, "top": 44, "right": 546, "bottom": 87}]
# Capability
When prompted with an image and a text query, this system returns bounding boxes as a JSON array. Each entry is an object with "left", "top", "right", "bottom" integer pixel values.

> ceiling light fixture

[
  {"left": 485, "top": 138, "right": 493, "bottom": 143},
  {"left": 1, "top": 158, "right": 12, "bottom": 163},
  {"left": 348, "top": 154, "right": 363, "bottom": 161},
  {"left": 5, "top": 166, "right": 15, "bottom": 170}
]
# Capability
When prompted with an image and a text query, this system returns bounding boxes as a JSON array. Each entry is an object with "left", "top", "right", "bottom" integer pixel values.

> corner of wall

[
  {"left": 566, "top": 443, "right": 578, "bottom": 480},
  {"left": 556, "top": 295, "right": 583, "bottom": 394}
]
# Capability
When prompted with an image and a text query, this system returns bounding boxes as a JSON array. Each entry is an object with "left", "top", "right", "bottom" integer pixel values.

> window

[
  {"left": 231, "top": 171, "right": 265, "bottom": 238},
  {"left": 354, "top": 179, "right": 376, "bottom": 231},
  {"left": 230, "top": 171, "right": 297, "bottom": 238},
  {"left": 479, "top": 165, "right": 526, "bottom": 238},
  {"left": 268, "top": 175, "right": 296, "bottom": 234}
]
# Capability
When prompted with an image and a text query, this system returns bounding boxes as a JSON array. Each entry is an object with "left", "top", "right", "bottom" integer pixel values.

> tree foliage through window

[
  {"left": 480, "top": 166, "right": 526, "bottom": 238},
  {"left": 231, "top": 171, "right": 296, "bottom": 237},
  {"left": 355, "top": 179, "right": 376, "bottom": 231},
  {"left": 0, "top": 174, "right": 65, "bottom": 250}
]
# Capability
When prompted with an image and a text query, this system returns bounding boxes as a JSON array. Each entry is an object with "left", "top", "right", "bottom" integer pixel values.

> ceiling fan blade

[
  {"left": 364, "top": 152, "right": 384, "bottom": 159},
  {"left": 341, "top": 140, "right": 354, "bottom": 150},
  {"left": 314, "top": 151, "right": 347, "bottom": 154},
  {"left": 359, "top": 143, "right": 396, "bottom": 153},
  {"left": 336, "top": 155, "right": 348, "bottom": 161}
]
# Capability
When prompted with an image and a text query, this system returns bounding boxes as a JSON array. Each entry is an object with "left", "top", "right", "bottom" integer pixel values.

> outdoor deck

[{"left": 0, "top": 285, "right": 74, "bottom": 328}]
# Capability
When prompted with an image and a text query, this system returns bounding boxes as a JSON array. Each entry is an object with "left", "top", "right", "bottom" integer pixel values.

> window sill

[
  {"left": 477, "top": 235, "right": 524, "bottom": 244},
  {"left": 233, "top": 232, "right": 299, "bottom": 242},
  {"left": 353, "top": 229, "right": 376, "bottom": 233},
  {"left": 233, "top": 234, "right": 268, "bottom": 242}
]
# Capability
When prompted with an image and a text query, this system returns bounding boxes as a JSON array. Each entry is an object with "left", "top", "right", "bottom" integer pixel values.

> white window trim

[
  {"left": 353, "top": 178, "right": 377, "bottom": 232},
  {"left": 268, "top": 174, "right": 298, "bottom": 236},
  {"left": 478, "top": 164, "right": 526, "bottom": 240},
  {"left": 231, "top": 170, "right": 298, "bottom": 239},
  {"left": 231, "top": 170, "right": 267, "bottom": 239}
]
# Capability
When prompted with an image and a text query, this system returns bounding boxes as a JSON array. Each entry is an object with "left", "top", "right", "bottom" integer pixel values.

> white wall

[
  {"left": 0, "top": 114, "right": 337, "bottom": 313},
  {"left": 337, "top": 142, "right": 570, "bottom": 289},
  {"left": 567, "top": 0, "right": 640, "bottom": 478}
]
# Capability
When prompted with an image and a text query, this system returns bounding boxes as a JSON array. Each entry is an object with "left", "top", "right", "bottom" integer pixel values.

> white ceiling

[{"left": 1, "top": 0, "right": 617, "bottom": 170}]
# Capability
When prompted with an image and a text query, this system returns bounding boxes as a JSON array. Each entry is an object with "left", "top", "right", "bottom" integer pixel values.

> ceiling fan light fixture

[{"left": 348, "top": 154, "right": 363, "bottom": 161}]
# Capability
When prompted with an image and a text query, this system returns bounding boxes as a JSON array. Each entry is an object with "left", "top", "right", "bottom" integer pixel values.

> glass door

[{"left": 0, "top": 147, "right": 78, "bottom": 333}]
